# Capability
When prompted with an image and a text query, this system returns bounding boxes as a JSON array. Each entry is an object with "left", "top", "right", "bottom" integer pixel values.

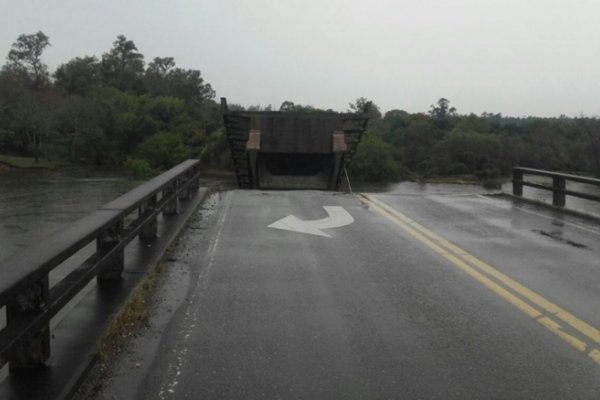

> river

[
  {"left": 0, "top": 167, "right": 145, "bottom": 262},
  {"left": 2, "top": 170, "right": 599, "bottom": 263}
]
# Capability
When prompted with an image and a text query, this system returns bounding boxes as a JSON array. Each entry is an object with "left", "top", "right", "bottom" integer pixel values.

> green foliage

[
  {"left": 1, "top": 29, "right": 600, "bottom": 183},
  {"left": 367, "top": 99, "right": 600, "bottom": 181},
  {"left": 4, "top": 31, "right": 50, "bottom": 90},
  {"left": 349, "top": 97, "right": 382, "bottom": 120},
  {"left": 349, "top": 131, "right": 402, "bottom": 182},
  {"left": 124, "top": 157, "right": 154, "bottom": 175},
  {"left": 429, "top": 98, "right": 456, "bottom": 129},
  {"left": 0, "top": 32, "right": 222, "bottom": 170},
  {"left": 54, "top": 56, "right": 101, "bottom": 95},
  {"left": 101, "top": 35, "right": 145, "bottom": 93},
  {"left": 431, "top": 130, "right": 502, "bottom": 177},
  {"left": 134, "top": 131, "right": 189, "bottom": 170},
  {"left": 279, "top": 100, "right": 319, "bottom": 113},
  {"left": 0, "top": 154, "right": 64, "bottom": 169},
  {"left": 198, "top": 128, "right": 232, "bottom": 170}
]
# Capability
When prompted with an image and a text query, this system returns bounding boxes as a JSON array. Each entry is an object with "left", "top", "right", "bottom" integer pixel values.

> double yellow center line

[{"left": 357, "top": 193, "right": 600, "bottom": 366}]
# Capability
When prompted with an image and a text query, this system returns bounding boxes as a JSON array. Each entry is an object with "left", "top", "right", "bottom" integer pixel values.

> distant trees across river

[{"left": 1, "top": 32, "right": 599, "bottom": 184}]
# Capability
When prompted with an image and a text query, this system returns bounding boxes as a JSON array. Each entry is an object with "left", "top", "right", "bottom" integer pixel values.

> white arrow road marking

[{"left": 268, "top": 206, "right": 354, "bottom": 238}]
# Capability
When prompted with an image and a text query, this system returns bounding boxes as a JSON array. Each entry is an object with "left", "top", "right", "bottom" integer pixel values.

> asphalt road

[{"left": 97, "top": 187, "right": 600, "bottom": 400}]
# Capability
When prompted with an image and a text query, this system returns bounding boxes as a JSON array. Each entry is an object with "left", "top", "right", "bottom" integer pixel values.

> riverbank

[{"left": 0, "top": 154, "right": 66, "bottom": 170}]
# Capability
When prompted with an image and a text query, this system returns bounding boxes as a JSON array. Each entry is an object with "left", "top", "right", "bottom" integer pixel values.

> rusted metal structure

[{"left": 221, "top": 98, "right": 370, "bottom": 190}]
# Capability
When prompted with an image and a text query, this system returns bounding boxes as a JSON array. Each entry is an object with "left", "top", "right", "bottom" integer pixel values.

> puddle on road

[{"left": 532, "top": 229, "right": 588, "bottom": 249}]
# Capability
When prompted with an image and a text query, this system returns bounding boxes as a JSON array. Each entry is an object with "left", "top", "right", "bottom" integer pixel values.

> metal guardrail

[
  {"left": 512, "top": 166, "right": 600, "bottom": 207},
  {"left": 0, "top": 159, "right": 201, "bottom": 373}
]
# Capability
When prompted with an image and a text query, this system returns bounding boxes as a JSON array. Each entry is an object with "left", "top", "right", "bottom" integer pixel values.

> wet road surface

[{"left": 98, "top": 188, "right": 600, "bottom": 399}]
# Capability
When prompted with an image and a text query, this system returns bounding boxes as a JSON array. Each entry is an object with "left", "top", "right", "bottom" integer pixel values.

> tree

[
  {"left": 54, "top": 56, "right": 101, "bottom": 95},
  {"left": 0, "top": 69, "right": 27, "bottom": 153},
  {"left": 53, "top": 95, "right": 105, "bottom": 162},
  {"left": 147, "top": 57, "right": 175, "bottom": 77},
  {"left": 101, "top": 35, "right": 145, "bottom": 92},
  {"left": 429, "top": 98, "right": 456, "bottom": 129},
  {"left": 348, "top": 97, "right": 382, "bottom": 120},
  {"left": 279, "top": 100, "right": 296, "bottom": 112},
  {"left": 279, "top": 101, "right": 317, "bottom": 112},
  {"left": 145, "top": 57, "right": 215, "bottom": 111},
  {"left": 167, "top": 68, "right": 214, "bottom": 105},
  {"left": 396, "top": 114, "right": 437, "bottom": 170},
  {"left": 381, "top": 109, "right": 411, "bottom": 146},
  {"left": 12, "top": 92, "right": 54, "bottom": 162},
  {"left": 4, "top": 31, "right": 51, "bottom": 89},
  {"left": 134, "top": 131, "right": 189, "bottom": 170},
  {"left": 586, "top": 119, "right": 600, "bottom": 177},
  {"left": 349, "top": 130, "right": 400, "bottom": 182},
  {"left": 432, "top": 129, "right": 501, "bottom": 177},
  {"left": 145, "top": 57, "right": 176, "bottom": 96}
]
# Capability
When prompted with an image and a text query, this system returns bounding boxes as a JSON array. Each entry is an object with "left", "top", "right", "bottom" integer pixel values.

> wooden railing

[
  {"left": 0, "top": 160, "right": 201, "bottom": 372},
  {"left": 512, "top": 166, "right": 600, "bottom": 207}
]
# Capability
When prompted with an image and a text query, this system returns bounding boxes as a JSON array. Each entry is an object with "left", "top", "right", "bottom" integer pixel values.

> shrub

[
  {"left": 124, "top": 157, "right": 154, "bottom": 175},
  {"left": 349, "top": 131, "right": 401, "bottom": 182},
  {"left": 134, "top": 131, "right": 189, "bottom": 170}
]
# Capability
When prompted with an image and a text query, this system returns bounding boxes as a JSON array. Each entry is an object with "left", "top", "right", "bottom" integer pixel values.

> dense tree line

[
  {"left": 1, "top": 32, "right": 599, "bottom": 183},
  {"left": 348, "top": 97, "right": 600, "bottom": 183},
  {"left": 0, "top": 32, "right": 227, "bottom": 173}
]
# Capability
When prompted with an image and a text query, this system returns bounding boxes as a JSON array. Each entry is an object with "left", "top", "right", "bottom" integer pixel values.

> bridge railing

[
  {"left": 512, "top": 166, "right": 600, "bottom": 207},
  {"left": 0, "top": 159, "right": 201, "bottom": 372}
]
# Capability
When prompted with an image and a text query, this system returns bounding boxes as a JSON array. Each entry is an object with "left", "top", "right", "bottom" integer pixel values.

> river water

[
  {"left": 0, "top": 167, "right": 144, "bottom": 262},
  {"left": 0, "top": 168, "right": 598, "bottom": 381},
  {"left": 2, "top": 170, "right": 599, "bottom": 263},
  {"left": 0, "top": 167, "right": 236, "bottom": 262}
]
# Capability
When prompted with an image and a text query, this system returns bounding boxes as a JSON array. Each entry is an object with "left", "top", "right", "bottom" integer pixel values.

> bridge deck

[{"left": 97, "top": 187, "right": 600, "bottom": 399}]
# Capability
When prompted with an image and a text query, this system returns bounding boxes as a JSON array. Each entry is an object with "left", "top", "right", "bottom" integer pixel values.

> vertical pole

[
  {"left": 329, "top": 132, "right": 348, "bottom": 190},
  {"left": 139, "top": 194, "right": 158, "bottom": 242},
  {"left": 189, "top": 167, "right": 200, "bottom": 194},
  {"left": 179, "top": 172, "right": 192, "bottom": 201},
  {"left": 513, "top": 168, "right": 523, "bottom": 197},
  {"left": 553, "top": 176, "right": 566, "bottom": 207},
  {"left": 97, "top": 220, "right": 125, "bottom": 283},
  {"left": 247, "top": 130, "right": 261, "bottom": 189},
  {"left": 7, "top": 277, "right": 50, "bottom": 370},
  {"left": 179, "top": 168, "right": 198, "bottom": 201},
  {"left": 344, "top": 167, "right": 353, "bottom": 195},
  {"left": 163, "top": 180, "right": 180, "bottom": 216}
]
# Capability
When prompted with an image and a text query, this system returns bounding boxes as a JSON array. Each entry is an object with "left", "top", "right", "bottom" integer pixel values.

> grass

[
  {"left": 97, "top": 262, "right": 167, "bottom": 360},
  {"left": 0, "top": 154, "right": 66, "bottom": 169},
  {"left": 74, "top": 260, "right": 169, "bottom": 399}
]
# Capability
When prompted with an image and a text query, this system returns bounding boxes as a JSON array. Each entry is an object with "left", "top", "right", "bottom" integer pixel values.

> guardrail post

[
  {"left": 97, "top": 220, "right": 124, "bottom": 283},
  {"left": 190, "top": 165, "right": 200, "bottom": 193},
  {"left": 163, "top": 180, "right": 180, "bottom": 215},
  {"left": 179, "top": 171, "right": 195, "bottom": 201},
  {"left": 7, "top": 276, "right": 50, "bottom": 370},
  {"left": 553, "top": 176, "right": 566, "bottom": 207},
  {"left": 139, "top": 194, "right": 158, "bottom": 241},
  {"left": 512, "top": 168, "right": 523, "bottom": 196}
]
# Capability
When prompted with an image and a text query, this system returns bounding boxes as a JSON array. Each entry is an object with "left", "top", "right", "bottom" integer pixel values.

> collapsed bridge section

[{"left": 221, "top": 98, "right": 370, "bottom": 190}]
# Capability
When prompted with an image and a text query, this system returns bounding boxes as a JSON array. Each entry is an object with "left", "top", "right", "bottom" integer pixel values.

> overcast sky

[{"left": 1, "top": 0, "right": 600, "bottom": 117}]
